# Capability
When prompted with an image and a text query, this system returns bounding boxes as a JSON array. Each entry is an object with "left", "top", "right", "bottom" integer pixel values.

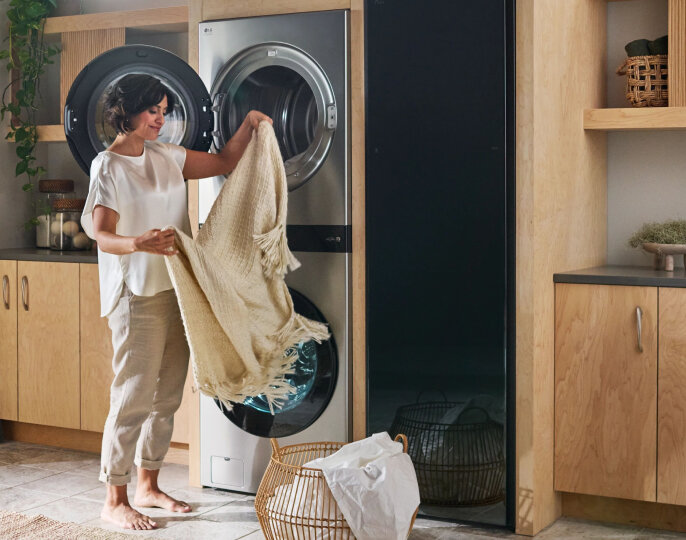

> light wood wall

[{"left": 516, "top": 0, "right": 608, "bottom": 535}]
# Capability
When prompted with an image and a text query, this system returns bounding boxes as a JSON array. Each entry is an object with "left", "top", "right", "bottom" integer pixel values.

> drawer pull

[
  {"left": 636, "top": 306, "right": 643, "bottom": 353},
  {"left": 21, "top": 276, "right": 28, "bottom": 311},
  {"left": 2, "top": 275, "right": 8, "bottom": 310}
]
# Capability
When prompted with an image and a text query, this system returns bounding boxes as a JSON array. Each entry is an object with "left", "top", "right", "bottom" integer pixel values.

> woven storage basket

[
  {"left": 616, "top": 54, "right": 668, "bottom": 107},
  {"left": 255, "top": 435, "right": 418, "bottom": 540},
  {"left": 389, "top": 401, "right": 505, "bottom": 507}
]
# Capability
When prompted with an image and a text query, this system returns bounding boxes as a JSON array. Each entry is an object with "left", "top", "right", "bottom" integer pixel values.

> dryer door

[
  {"left": 215, "top": 288, "right": 338, "bottom": 438},
  {"left": 64, "top": 45, "right": 212, "bottom": 174},
  {"left": 210, "top": 43, "right": 337, "bottom": 191}
]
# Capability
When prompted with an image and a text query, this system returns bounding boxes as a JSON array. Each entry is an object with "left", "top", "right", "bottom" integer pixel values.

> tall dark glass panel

[{"left": 365, "top": 0, "right": 515, "bottom": 529}]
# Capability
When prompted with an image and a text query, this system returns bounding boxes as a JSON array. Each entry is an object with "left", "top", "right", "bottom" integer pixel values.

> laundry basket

[
  {"left": 255, "top": 435, "right": 418, "bottom": 539},
  {"left": 389, "top": 400, "right": 505, "bottom": 506}
]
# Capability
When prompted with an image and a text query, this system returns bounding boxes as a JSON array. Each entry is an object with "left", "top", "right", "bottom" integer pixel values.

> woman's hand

[
  {"left": 245, "top": 110, "right": 273, "bottom": 130},
  {"left": 133, "top": 228, "right": 178, "bottom": 256},
  {"left": 181, "top": 110, "right": 273, "bottom": 179}
]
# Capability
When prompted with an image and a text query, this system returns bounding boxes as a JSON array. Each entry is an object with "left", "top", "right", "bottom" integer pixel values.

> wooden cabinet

[
  {"left": 556, "top": 282, "right": 686, "bottom": 506},
  {"left": 17, "top": 261, "right": 80, "bottom": 429},
  {"left": 79, "top": 263, "right": 114, "bottom": 432},
  {"left": 0, "top": 259, "right": 190, "bottom": 444},
  {"left": 0, "top": 260, "right": 17, "bottom": 420},
  {"left": 555, "top": 283, "right": 658, "bottom": 501},
  {"left": 657, "top": 287, "right": 686, "bottom": 505}
]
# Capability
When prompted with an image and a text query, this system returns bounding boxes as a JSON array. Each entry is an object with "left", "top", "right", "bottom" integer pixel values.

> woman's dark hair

[{"left": 103, "top": 74, "right": 176, "bottom": 134}]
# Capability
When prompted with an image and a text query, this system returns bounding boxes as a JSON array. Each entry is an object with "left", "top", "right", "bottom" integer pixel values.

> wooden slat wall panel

[
  {"left": 669, "top": 0, "right": 686, "bottom": 106},
  {"left": 60, "top": 29, "right": 125, "bottom": 124}
]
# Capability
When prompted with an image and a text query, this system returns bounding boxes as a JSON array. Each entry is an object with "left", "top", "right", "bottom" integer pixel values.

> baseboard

[
  {"left": 1, "top": 421, "right": 189, "bottom": 466},
  {"left": 562, "top": 492, "right": 686, "bottom": 534}
]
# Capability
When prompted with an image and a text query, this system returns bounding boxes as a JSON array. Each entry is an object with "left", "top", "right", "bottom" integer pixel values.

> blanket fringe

[
  {"left": 254, "top": 223, "right": 301, "bottom": 278},
  {"left": 275, "top": 312, "right": 331, "bottom": 346},
  {"left": 194, "top": 313, "right": 330, "bottom": 414}
]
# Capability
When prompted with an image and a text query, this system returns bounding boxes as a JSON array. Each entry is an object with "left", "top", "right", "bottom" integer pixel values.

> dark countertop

[
  {"left": 554, "top": 265, "right": 686, "bottom": 288},
  {"left": 0, "top": 247, "right": 97, "bottom": 264}
]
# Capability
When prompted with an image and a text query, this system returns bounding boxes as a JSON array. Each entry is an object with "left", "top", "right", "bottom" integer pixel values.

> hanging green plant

[{"left": 0, "top": 0, "right": 60, "bottom": 230}]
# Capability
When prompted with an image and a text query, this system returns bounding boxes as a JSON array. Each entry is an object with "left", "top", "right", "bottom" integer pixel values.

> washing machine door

[
  {"left": 215, "top": 288, "right": 338, "bottom": 438},
  {"left": 210, "top": 43, "right": 337, "bottom": 191},
  {"left": 64, "top": 45, "right": 212, "bottom": 175}
]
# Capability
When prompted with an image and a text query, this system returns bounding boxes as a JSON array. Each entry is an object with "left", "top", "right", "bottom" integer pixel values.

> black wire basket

[{"left": 389, "top": 399, "right": 505, "bottom": 507}]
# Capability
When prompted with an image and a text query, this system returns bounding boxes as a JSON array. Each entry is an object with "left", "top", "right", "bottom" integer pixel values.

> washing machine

[
  {"left": 63, "top": 9, "right": 351, "bottom": 496},
  {"left": 197, "top": 11, "right": 351, "bottom": 494}
]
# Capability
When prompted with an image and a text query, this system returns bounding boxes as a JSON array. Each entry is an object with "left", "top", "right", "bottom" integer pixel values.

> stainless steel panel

[{"left": 198, "top": 11, "right": 349, "bottom": 227}]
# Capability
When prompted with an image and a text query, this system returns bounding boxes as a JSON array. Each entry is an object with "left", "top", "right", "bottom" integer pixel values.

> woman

[{"left": 81, "top": 73, "right": 272, "bottom": 531}]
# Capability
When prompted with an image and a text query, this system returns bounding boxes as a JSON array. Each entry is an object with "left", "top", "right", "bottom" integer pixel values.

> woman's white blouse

[{"left": 81, "top": 141, "right": 190, "bottom": 317}]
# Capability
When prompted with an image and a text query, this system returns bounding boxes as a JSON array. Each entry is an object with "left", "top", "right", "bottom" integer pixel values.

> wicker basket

[
  {"left": 616, "top": 54, "right": 668, "bottom": 107},
  {"left": 255, "top": 435, "right": 418, "bottom": 540},
  {"left": 389, "top": 401, "right": 505, "bottom": 507}
]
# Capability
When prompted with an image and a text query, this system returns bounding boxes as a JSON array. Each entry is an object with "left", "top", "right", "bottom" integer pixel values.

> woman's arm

[
  {"left": 92, "top": 205, "right": 177, "bottom": 256},
  {"left": 181, "top": 110, "right": 272, "bottom": 180}
]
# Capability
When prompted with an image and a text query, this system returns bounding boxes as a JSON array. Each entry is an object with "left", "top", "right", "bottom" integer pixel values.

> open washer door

[
  {"left": 64, "top": 45, "right": 213, "bottom": 174},
  {"left": 215, "top": 288, "right": 338, "bottom": 438},
  {"left": 210, "top": 42, "right": 337, "bottom": 192}
]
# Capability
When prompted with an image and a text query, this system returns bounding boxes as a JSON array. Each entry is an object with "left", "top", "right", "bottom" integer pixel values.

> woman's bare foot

[
  {"left": 134, "top": 489, "right": 192, "bottom": 512},
  {"left": 101, "top": 501, "right": 158, "bottom": 530},
  {"left": 134, "top": 467, "right": 191, "bottom": 513}
]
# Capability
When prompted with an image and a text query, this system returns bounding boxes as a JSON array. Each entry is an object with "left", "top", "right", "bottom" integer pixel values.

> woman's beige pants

[{"left": 99, "top": 283, "right": 189, "bottom": 486}]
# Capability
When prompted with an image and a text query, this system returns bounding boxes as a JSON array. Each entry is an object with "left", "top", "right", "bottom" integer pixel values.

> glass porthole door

[{"left": 210, "top": 43, "right": 337, "bottom": 191}]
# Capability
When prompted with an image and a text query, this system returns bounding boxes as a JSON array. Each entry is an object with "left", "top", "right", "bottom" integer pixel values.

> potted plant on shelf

[
  {"left": 0, "top": 0, "right": 60, "bottom": 231},
  {"left": 628, "top": 219, "right": 686, "bottom": 271}
]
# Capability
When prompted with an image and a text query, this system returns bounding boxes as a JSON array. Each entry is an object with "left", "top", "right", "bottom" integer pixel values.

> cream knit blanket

[{"left": 164, "top": 122, "right": 330, "bottom": 409}]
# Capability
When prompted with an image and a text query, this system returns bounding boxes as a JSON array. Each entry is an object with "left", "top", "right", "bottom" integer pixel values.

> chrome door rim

[{"left": 211, "top": 43, "right": 336, "bottom": 191}]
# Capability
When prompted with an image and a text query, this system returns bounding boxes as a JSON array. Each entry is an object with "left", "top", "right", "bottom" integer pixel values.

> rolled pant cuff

[
  {"left": 99, "top": 471, "right": 131, "bottom": 486},
  {"left": 134, "top": 457, "right": 164, "bottom": 470}
]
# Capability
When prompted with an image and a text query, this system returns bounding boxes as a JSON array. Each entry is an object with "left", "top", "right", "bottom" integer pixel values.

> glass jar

[
  {"left": 36, "top": 179, "right": 74, "bottom": 248},
  {"left": 50, "top": 198, "right": 91, "bottom": 251}
]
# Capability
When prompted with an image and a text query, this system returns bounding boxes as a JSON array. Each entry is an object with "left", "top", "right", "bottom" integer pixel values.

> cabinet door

[
  {"left": 17, "top": 261, "right": 80, "bottom": 429},
  {"left": 0, "top": 260, "right": 17, "bottom": 420},
  {"left": 554, "top": 283, "right": 657, "bottom": 501},
  {"left": 658, "top": 287, "right": 686, "bottom": 505},
  {"left": 80, "top": 263, "right": 113, "bottom": 432}
]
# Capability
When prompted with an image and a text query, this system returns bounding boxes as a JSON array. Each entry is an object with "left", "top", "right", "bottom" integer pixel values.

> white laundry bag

[{"left": 303, "top": 432, "right": 420, "bottom": 540}]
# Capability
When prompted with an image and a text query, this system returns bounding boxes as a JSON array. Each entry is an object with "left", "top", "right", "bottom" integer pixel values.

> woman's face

[{"left": 128, "top": 95, "right": 168, "bottom": 140}]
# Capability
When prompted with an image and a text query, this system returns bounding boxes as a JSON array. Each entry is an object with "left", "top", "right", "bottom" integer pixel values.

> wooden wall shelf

[
  {"left": 44, "top": 6, "right": 188, "bottom": 35},
  {"left": 584, "top": 107, "right": 686, "bottom": 131},
  {"left": 7, "top": 125, "right": 66, "bottom": 143}
]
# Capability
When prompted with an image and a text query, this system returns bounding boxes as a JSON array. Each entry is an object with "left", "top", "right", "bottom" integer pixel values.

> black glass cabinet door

[{"left": 365, "top": 0, "right": 515, "bottom": 529}]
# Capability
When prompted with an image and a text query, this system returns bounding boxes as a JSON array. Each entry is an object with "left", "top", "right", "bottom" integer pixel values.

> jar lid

[
  {"left": 52, "top": 198, "right": 86, "bottom": 211},
  {"left": 39, "top": 179, "right": 74, "bottom": 193}
]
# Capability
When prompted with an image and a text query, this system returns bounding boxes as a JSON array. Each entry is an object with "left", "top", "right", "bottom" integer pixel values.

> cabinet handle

[
  {"left": 2, "top": 275, "right": 8, "bottom": 310},
  {"left": 21, "top": 276, "right": 28, "bottom": 311},
  {"left": 636, "top": 306, "right": 643, "bottom": 353}
]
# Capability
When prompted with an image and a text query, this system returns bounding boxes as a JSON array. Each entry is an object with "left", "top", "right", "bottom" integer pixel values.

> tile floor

[{"left": 1, "top": 441, "right": 686, "bottom": 539}]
